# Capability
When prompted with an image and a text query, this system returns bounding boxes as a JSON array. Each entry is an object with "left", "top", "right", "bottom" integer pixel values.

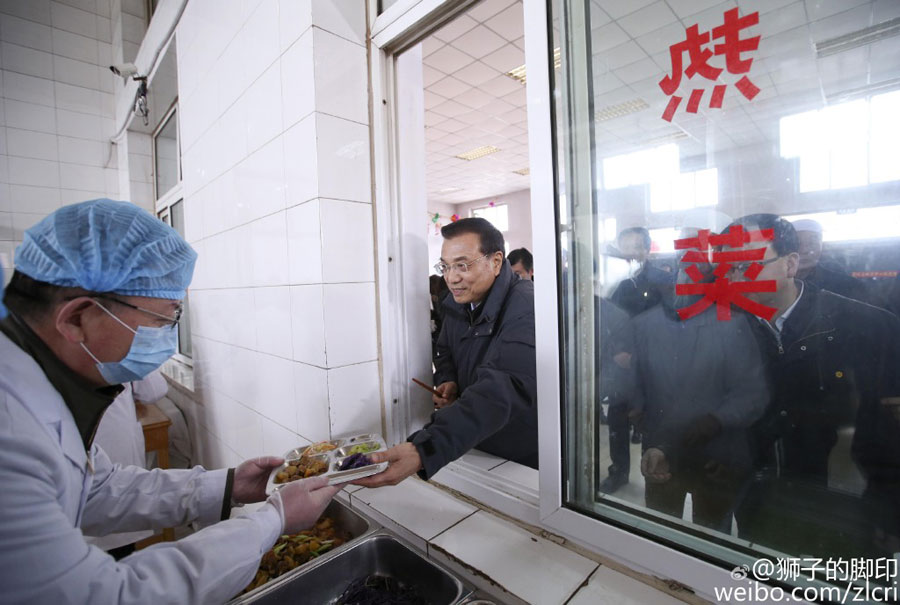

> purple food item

[{"left": 339, "top": 453, "right": 372, "bottom": 471}]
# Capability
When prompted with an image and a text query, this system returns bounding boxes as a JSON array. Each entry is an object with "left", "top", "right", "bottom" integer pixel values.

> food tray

[{"left": 265, "top": 433, "right": 389, "bottom": 493}]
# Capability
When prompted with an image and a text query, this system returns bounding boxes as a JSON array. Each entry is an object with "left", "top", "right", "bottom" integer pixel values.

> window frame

[
  {"left": 470, "top": 203, "right": 510, "bottom": 232},
  {"left": 153, "top": 99, "right": 191, "bottom": 367},
  {"left": 370, "top": 0, "right": 748, "bottom": 600}
]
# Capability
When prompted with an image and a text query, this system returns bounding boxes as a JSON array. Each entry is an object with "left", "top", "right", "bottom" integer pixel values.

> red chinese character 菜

[
  {"left": 659, "top": 8, "right": 761, "bottom": 122},
  {"left": 674, "top": 225, "right": 777, "bottom": 321}
]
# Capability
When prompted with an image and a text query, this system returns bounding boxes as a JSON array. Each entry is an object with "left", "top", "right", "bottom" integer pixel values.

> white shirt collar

[{"left": 774, "top": 280, "right": 804, "bottom": 333}]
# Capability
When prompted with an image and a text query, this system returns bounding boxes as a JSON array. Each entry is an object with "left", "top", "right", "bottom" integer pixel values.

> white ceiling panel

[
  {"left": 453, "top": 60, "right": 503, "bottom": 86},
  {"left": 617, "top": 1, "right": 678, "bottom": 38},
  {"left": 635, "top": 22, "right": 687, "bottom": 55},
  {"left": 467, "top": 0, "right": 516, "bottom": 22},
  {"left": 591, "top": 22, "right": 630, "bottom": 54},
  {"left": 479, "top": 73, "right": 524, "bottom": 97},
  {"left": 456, "top": 87, "right": 498, "bottom": 109},
  {"left": 614, "top": 57, "right": 663, "bottom": 85},
  {"left": 485, "top": 2, "right": 526, "bottom": 41},
  {"left": 427, "top": 44, "right": 476, "bottom": 73},
  {"left": 594, "top": 0, "right": 655, "bottom": 20},
  {"left": 480, "top": 43, "right": 525, "bottom": 72},
  {"left": 432, "top": 98, "right": 474, "bottom": 118},
  {"left": 427, "top": 75, "right": 472, "bottom": 98},
  {"left": 804, "top": 0, "right": 869, "bottom": 21},
  {"left": 453, "top": 25, "right": 508, "bottom": 58},
  {"left": 433, "top": 14, "right": 479, "bottom": 43}
]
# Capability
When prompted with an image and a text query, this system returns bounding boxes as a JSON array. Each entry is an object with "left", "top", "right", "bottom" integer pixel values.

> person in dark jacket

[
  {"left": 723, "top": 214, "right": 900, "bottom": 558},
  {"left": 792, "top": 219, "right": 869, "bottom": 303},
  {"left": 609, "top": 227, "right": 673, "bottom": 318},
  {"left": 357, "top": 218, "right": 537, "bottom": 486},
  {"left": 630, "top": 226, "right": 769, "bottom": 531}
]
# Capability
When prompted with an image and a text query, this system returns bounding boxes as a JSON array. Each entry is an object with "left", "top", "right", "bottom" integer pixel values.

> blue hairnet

[{"left": 15, "top": 199, "right": 197, "bottom": 300}]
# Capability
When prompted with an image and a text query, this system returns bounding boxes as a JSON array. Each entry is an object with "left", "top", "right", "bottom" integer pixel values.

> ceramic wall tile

[
  {"left": 568, "top": 565, "right": 685, "bottom": 605},
  {"left": 249, "top": 211, "right": 289, "bottom": 286},
  {"left": 311, "top": 0, "right": 365, "bottom": 46},
  {"left": 319, "top": 199, "right": 374, "bottom": 283},
  {"left": 278, "top": 0, "right": 312, "bottom": 52},
  {"left": 285, "top": 199, "right": 323, "bottom": 284},
  {"left": 282, "top": 114, "right": 318, "bottom": 207},
  {"left": 250, "top": 351, "right": 297, "bottom": 430},
  {"left": 8, "top": 156, "right": 60, "bottom": 188},
  {"left": 0, "top": 15, "right": 53, "bottom": 52},
  {"left": 293, "top": 361, "right": 331, "bottom": 442},
  {"left": 314, "top": 113, "right": 370, "bottom": 203},
  {"left": 280, "top": 28, "right": 314, "bottom": 130},
  {"left": 4, "top": 99, "right": 56, "bottom": 133},
  {"left": 313, "top": 28, "right": 367, "bottom": 125},
  {"left": 327, "top": 361, "right": 381, "bottom": 437},
  {"left": 5, "top": 128, "right": 58, "bottom": 161},
  {"left": 3, "top": 70, "right": 55, "bottom": 106},
  {"left": 244, "top": 61, "right": 283, "bottom": 154},
  {"left": 290, "top": 284, "right": 327, "bottom": 367},
  {"left": 1, "top": 42, "right": 54, "bottom": 79},
  {"left": 254, "top": 286, "right": 293, "bottom": 359},
  {"left": 322, "top": 282, "right": 377, "bottom": 367}
]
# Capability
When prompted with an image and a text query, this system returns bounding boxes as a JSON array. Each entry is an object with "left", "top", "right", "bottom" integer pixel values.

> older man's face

[
  {"left": 441, "top": 233, "right": 502, "bottom": 305},
  {"left": 797, "top": 230, "right": 823, "bottom": 271},
  {"left": 725, "top": 240, "right": 798, "bottom": 307}
]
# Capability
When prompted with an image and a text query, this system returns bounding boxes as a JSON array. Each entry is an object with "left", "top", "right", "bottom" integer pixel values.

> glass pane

[
  {"left": 471, "top": 204, "right": 510, "bottom": 232},
  {"left": 154, "top": 110, "right": 179, "bottom": 198},
  {"left": 170, "top": 200, "right": 191, "bottom": 358},
  {"left": 552, "top": 0, "right": 900, "bottom": 588}
]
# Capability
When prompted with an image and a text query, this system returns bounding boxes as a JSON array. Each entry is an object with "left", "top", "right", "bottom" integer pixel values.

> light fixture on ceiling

[
  {"left": 455, "top": 145, "right": 501, "bottom": 161},
  {"left": 437, "top": 187, "right": 463, "bottom": 194},
  {"left": 642, "top": 131, "right": 689, "bottom": 146},
  {"left": 513, "top": 167, "right": 530, "bottom": 175},
  {"left": 506, "top": 48, "right": 561, "bottom": 85},
  {"left": 825, "top": 77, "right": 900, "bottom": 104},
  {"left": 815, "top": 16, "right": 900, "bottom": 58},
  {"left": 595, "top": 98, "right": 649, "bottom": 122}
]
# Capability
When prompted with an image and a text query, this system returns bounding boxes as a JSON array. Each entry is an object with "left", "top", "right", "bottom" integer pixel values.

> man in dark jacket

[
  {"left": 724, "top": 214, "right": 900, "bottom": 557},
  {"left": 358, "top": 218, "right": 537, "bottom": 485},
  {"left": 792, "top": 219, "right": 869, "bottom": 303},
  {"left": 609, "top": 227, "right": 673, "bottom": 317}
]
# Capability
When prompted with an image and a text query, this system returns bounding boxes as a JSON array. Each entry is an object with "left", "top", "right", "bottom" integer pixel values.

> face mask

[{"left": 80, "top": 301, "right": 178, "bottom": 384}]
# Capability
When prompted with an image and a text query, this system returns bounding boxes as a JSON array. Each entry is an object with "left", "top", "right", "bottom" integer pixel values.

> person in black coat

[
  {"left": 358, "top": 218, "right": 537, "bottom": 486},
  {"left": 792, "top": 219, "right": 869, "bottom": 303},
  {"left": 723, "top": 214, "right": 900, "bottom": 558}
]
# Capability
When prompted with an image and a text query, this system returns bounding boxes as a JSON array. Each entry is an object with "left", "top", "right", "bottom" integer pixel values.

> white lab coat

[
  {"left": 85, "top": 370, "right": 169, "bottom": 550},
  {"left": 0, "top": 332, "right": 283, "bottom": 604}
]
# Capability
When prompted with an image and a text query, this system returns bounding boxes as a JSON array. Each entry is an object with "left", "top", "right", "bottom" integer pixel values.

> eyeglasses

[
  {"left": 726, "top": 255, "right": 784, "bottom": 275},
  {"left": 434, "top": 253, "right": 491, "bottom": 276},
  {"left": 93, "top": 295, "right": 183, "bottom": 329}
]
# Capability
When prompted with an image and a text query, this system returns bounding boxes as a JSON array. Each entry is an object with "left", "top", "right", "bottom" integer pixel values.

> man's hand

[
  {"left": 352, "top": 443, "right": 423, "bottom": 488},
  {"left": 268, "top": 476, "right": 341, "bottom": 534},
  {"left": 433, "top": 381, "right": 459, "bottom": 409},
  {"left": 681, "top": 413, "right": 722, "bottom": 448},
  {"left": 233, "top": 456, "right": 284, "bottom": 504},
  {"left": 640, "top": 448, "right": 672, "bottom": 483}
]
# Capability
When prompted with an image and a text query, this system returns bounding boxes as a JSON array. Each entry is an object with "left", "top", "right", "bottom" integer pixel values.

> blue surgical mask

[{"left": 80, "top": 301, "right": 178, "bottom": 384}]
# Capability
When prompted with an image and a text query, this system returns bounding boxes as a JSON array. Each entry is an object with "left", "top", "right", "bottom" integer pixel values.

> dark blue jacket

[{"left": 409, "top": 261, "right": 537, "bottom": 478}]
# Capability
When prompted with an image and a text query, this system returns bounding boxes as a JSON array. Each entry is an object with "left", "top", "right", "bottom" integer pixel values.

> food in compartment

[
  {"left": 274, "top": 455, "right": 329, "bottom": 483},
  {"left": 242, "top": 516, "right": 351, "bottom": 594},
  {"left": 338, "top": 453, "right": 372, "bottom": 471},
  {"left": 304, "top": 441, "right": 338, "bottom": 455},
  {"left": 335, "top": 574, "right": 428, "bottom": 605},
  {"left": 344, "top": 442, "right": 380, "bottom": 455}
]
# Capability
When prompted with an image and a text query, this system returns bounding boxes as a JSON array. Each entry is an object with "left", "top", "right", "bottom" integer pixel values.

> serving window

[{"left": 549, "top": 0, "right": 900, "bottom": 591}]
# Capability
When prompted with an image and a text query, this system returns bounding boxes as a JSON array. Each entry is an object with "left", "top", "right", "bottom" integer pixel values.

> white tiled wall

[
  {"left": 176, "top": 0, "right": 378, "bottom": 467},
  {"left": 0, "top": 0, "right": 121, "bottom": 284}
]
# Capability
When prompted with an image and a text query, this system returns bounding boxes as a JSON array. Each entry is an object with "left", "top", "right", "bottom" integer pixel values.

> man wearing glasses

[
  {"left": 0, "top": 199, "right": 339, "bottom": 603},
  {"left": 723, "top": 214, "right": 900, "bottom": 558},
  {"left": 359, "top": 217, "right": 537, "bottom": 486}
]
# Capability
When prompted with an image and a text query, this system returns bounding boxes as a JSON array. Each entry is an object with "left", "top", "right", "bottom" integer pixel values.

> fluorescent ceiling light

[
  {"left": 816, "top": 17, "right": 900, "bottom": 58},
  {"left": 513, "top": 167, "right": 530, "bottom": 176},
  {"left": 825, "top": 77, "right": 900, "bottom": 104},
  {"left": 455, "top": 145, "right": 501, "bottom": 161},
  {"left": 506, "top": 48, "right": 561, "bottom": 85},
  {"left": 642, "top": 131, "right": 689, "bottom": 146},
  {"left": 595, "top": 98, "right": 649, "bottom": 122},
  {"left": 437, "top": 187, "right": 462, "bottom": 194}
]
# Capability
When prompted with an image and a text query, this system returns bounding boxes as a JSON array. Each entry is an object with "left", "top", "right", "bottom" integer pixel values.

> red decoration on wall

[
  {"left": 674, "top": 225, "right": 777, "bottom": 321},
  {"left": 659, "top": 8, "right": 761, "bottom": 121}
]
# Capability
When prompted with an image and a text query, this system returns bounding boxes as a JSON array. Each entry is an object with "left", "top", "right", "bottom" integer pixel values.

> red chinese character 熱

[
  {"left": 674, "top": 225, "right": 777, "bottom": 321},
  {"left": 659, "top": 8, "right": 761, "bottom": 122}
]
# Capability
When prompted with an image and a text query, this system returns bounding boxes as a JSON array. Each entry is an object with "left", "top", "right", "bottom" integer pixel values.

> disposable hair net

[{"left": 15, "top": 199, "right": 197, "bottom": 300}]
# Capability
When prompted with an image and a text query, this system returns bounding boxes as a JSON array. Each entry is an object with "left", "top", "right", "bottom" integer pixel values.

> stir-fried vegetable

[
  {"left": 242, "top": 516, "right": 350, "bottom": 594},
  {"left": 346, "top": 442, "right": 380, "bottom": 455}
]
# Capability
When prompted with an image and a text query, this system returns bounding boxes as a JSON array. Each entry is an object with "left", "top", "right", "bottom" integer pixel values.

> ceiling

[{"left": 420, "top": 0, "right": 900, "bottom": 205}]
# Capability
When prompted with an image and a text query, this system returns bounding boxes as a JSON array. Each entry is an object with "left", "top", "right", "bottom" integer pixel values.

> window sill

[{"left": 161, "top": 357, "right": 194, "bottom": 394}]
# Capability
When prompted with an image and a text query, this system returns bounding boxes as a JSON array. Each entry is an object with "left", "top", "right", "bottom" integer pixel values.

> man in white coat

[{"left": 0, "top": 199, "right": 340, "bottom": 604}]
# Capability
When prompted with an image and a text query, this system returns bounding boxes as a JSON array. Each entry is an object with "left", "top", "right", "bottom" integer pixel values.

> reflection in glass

[
  {"left": 552, "top": 0, "right": 900, "bottom": 589},
  {"left": 154, "top": 110, "right": 179, "bottom": 198}
]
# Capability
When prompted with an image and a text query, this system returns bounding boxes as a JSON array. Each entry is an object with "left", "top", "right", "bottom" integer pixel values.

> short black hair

[
  {"left": 617, "top": 227, "right": 651, "bottom": 251},
  {"left": 2, "top": 270, "right": 95, "bottom": 321},
  {"left": 507, "top": 248, "right": 533, "bottom": 272},
  {"left": 725, "top": 213, "right": 799, "bottom": 256},
  {"left": 441, "top": 217, "right": 505, "bottom": 255}
]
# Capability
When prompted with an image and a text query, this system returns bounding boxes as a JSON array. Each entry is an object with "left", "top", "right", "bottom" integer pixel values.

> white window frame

[
  {"left": 152, "top": 100, "right": 192, "bottom": 368},
  {"left": 369, "top": 0, "right": 751, "bottom": 600},
  {"left": 470, "top": 203, "right": 510, "bottom": 232}
]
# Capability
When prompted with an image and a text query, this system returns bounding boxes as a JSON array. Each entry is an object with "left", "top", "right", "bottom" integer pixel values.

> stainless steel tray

[
  {"left": 237, "top": 531, "right": 472, "bottom": 604},
  {"left": 228, "top": 499, "right": 375, "bottom": 604},
  {"left": 266, "top": 434, "right": 389, "bottom": 491}
]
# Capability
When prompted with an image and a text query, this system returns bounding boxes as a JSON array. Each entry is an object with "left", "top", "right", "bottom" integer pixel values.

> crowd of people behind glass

[{"left": 597, "top": 214, "right": 900, "bottom": 560}]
